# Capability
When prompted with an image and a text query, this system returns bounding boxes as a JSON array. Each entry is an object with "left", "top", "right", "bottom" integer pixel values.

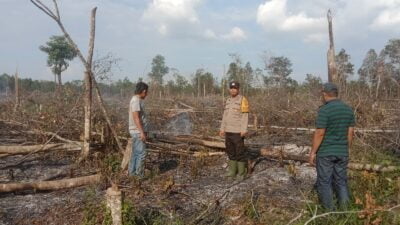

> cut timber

[
  {"left": 347, "top": 163, "right": 400, "bottom": 172},
  {"left": 0, "top": 174, "right": 101, "bottom": 193},
  {"left": 157, "top": 135, "right": 225, "bottom": 149},
  {"left": 148, "top": 148, "right": 225, "bottom": 157},
  {"left": 260, "top": 148, "right": 400, "bottom": 172},
  {"left": 268, "top": 126, "right": 397, "bottom": 134},
  {"left": 106, "top": 185, "right": 122, "bottom": 225},
  {"left": 120, "top": 139, "right": 132, "bottom": 170},
  {"left": 177, "top": 101, "right": 194, "bottom": 109},
  {"left": 0, "top": 143, "right": 81, "bottom": 155}
]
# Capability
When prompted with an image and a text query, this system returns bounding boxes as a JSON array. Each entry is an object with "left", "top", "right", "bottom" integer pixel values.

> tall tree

[
  {"left": 172, "top": 69, "right": 191, "bottom": 94},
  {"left": 304, "top": 74, "right": 322, "bottom": 89},
  {"left": 226, "top": 54, "right": 253, "bottom": 95},
  {"left": 264, "top": 56, "right": 293, "bottom": 87},
  {"left": 192, "top": 69, "right": 215, "bottom": 97},
  {"left": 148, "top": 54, "right": 169, "bottom": 86},
  {"left": 335, "top": 49, "right": 354, "bottom": 84},
  {"left": 39, "top": 35, "right": 77, "bottom": 88},
  {"left": 358, "top": 49, "right": 378, "bottom": 84},
  {"left": 380, "top": 39, "right": 400, "bottom": 83}
]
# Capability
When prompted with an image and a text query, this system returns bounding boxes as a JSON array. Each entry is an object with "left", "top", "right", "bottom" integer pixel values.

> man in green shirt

[{"left": 309, "top": 83, "right": 355, "bottom": 210}]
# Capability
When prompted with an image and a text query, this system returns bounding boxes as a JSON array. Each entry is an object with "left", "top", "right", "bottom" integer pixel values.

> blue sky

[{"left": 1, "top": 0, "right": 400, "bottom": 84}]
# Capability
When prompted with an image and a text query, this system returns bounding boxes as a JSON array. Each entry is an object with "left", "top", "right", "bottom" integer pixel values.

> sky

[{"left": 1, "top": 0, "right": 400, "bottom": 84}]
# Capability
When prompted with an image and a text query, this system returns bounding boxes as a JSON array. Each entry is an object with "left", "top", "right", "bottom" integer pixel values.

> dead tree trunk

[
  {"left": 82, "top": 70, "right": 92, "bottom": 159},
  {"left": 31, "top": 1, "right": 124, "bottom": 158},
  {"left": 92, "top": 78, "right": 124, "bottom": 153},
  {"left": 327, "top": 9, "right": 338, "bottom": 84},
  {"left": 0, "top": 143, "right": 81, "bottom": 156},
  {"left": 13, "top": 69, "right": 19, "bottom": 112},
  {"left": 376, "top": 61, "right": 384, "bottom": 100},
  {"left": 0, "top": 174, "right": 101, "bottom": 193}
]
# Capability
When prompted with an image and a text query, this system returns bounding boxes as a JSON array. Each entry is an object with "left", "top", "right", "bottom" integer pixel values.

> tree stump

[{"left": 106, "top": 185, "right": 122, "bottom": 225}]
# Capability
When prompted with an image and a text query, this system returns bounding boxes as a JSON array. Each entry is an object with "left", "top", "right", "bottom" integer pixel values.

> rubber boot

[
  {"left": 225, "top": 160, "right": 238, "bottom": 179},
  {"left": 237, "top": 161, "right": 247, "bottom": 181}
]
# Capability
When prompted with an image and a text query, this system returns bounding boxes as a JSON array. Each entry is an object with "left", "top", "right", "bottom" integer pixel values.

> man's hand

[
  {"left": 219, "top": 130, "right": 225, "bottom": 137},
  {"left": 309, "top": 153, "right": 316, "bottom": 166},
  {"left": 140, "top": 132, "right": 147, "bottom": 142},
  {"left": 240, "top": 132, "right": 248, "bottom": 137}
]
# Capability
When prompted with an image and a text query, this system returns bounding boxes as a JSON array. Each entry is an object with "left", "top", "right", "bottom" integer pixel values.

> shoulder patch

[{"left": 241, "top": 96, "right": 249, "bottom": 113}]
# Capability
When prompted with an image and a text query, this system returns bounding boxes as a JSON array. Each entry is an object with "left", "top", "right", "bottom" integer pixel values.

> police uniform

[{"left": 220, "top": 81, "right": 249, "bottom": 179}]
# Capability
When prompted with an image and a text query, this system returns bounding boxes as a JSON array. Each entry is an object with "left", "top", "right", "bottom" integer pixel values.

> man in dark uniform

[{"left": 219, "top": 81, "right": 249, "bottom": 180}]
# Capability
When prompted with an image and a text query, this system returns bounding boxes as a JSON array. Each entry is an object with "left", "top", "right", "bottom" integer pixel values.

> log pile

[{"left": 145, "top": 135, "right": 400, "bottom": 173}]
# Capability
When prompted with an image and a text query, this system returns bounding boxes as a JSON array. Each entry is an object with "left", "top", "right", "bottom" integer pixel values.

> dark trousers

[
  {"left": 225, "top": 132, "right": 246, "bottom": 162},
  {"left": 316, "top": 155, "right": 350, "bottom": 210}
]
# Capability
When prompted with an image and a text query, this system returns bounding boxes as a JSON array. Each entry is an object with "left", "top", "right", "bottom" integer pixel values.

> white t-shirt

[{"left": 128, "top": 95, "right": 148, "bottom": 133}]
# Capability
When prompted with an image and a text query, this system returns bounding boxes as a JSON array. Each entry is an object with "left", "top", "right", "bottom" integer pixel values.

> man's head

[
  {"left": 229, "top": 81, "right": 240, "bottom": 97},
  {"left": 135, "top": 82, "right": 149, "bottom": 99},
  {"left": 321, "top": 82, "right": 338, "bottom": 102}
]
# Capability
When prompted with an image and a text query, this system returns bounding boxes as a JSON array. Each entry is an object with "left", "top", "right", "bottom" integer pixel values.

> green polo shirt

[{"left": 316, "top": 99, "right": 355, "bottom": 157}]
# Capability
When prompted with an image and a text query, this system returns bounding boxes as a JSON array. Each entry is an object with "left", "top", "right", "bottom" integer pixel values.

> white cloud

[
  {"left": 303, "top": 33, "right": 325, "bottom": 43},
  {"left": 221, "top": 27, "right": 247, "bottom": 41},
  {"left": 142, "top": 0, "right": 202, "bottom": 35},
  {"left": 370, "top": 8, "right": 400, "bottom": 30},
  {"left": 256, "top": 0, "right": 325, "bottom": 42},
  {"left": 281, "top": 13, "right": 324, "bottom": 32},
  {"left": 204, "top": 29, "right": 217, "bottom": 40},
  {"left": 203, "top": 27, "right": 247, "bottom": 42}
]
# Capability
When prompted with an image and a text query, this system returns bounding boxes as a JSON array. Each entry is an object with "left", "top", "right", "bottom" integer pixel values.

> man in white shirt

[{"left": 128, "top": 82, "right": 149, "bottom": 177}]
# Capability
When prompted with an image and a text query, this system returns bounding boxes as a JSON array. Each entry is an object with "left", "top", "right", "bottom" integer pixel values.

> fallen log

[
  {"left": 0, "top": 143, "right": 82, "bottom": 156},
  {"left": 0, "top": 174, "right": 101, "bottom": 193},
  {"left": 148, "top": 148, "right": 225, "bottom": 157},
  {"left": 156, "top": 135, "right": 225, "bottom": 149},
  {"left": 260, "top": 148, "right": 400, "bottom": 172},
  {"left": 267, "top": 125, "right": 397, "bottom": 134}
]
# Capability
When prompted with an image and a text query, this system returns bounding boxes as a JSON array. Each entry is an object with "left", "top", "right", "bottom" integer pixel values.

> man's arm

[
  {"left": 240, "top": 113, "right": 249, "bottom": 137},
  {"left": 309, "top": 128, "right": 326, "bottom": 166},
  {"left": 219, "top": 104, "right": 228, "bottom": 137},
  {"left": 348, "top": 127, "right": 355, "bottom": 147},
  {"left": 240, "top": 96, "right": 249, "bottom": 137},
  {"left": 132, "top": 111, "right": 146, "bottom": 141}
]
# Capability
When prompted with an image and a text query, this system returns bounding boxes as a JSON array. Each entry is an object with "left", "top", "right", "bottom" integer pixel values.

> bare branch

[
  {"left": 30, "top": 0, "right": 57, "bottom": 20},
  {"left": 30, "top": 0, "right": 88, "bottom": 67},
  {"left": 52, "top": 0, "right": 60, "bottom": 20}
]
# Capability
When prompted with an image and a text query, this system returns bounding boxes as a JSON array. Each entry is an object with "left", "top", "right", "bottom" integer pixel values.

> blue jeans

[
  {"left": 128, "top": 133, "right": 147, "bottom": 177},
  {"left": 316, "top": 155, "right": 350, "bottom": 210}
]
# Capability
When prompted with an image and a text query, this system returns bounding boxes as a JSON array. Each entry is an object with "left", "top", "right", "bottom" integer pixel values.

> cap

[
  {"left": 322, "top": 82, "right": 338, "bottom": 92},
  {"left": 229, "top": 81, "right": 240, "bottom": 89}
]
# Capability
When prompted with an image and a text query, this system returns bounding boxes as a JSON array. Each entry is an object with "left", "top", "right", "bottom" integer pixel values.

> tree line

[{"left": 1, "top": 35, "right": 400, "bottom": 98}]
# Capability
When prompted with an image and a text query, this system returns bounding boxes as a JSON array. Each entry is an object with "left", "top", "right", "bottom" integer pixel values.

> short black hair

[
  {"left": 135, "top": 82, "right": 149, "bottom": 94},
  {"left": 325, "top": 90, "right": 338, "bottom": 97},
  {"left": 322, "top": 83, "right": 338, "bottom": 97}
]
